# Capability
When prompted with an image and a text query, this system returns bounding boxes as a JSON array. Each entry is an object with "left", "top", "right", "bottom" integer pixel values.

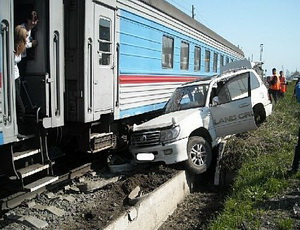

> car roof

[
  {"left": 180, "top": 68, "right": 253, "bottom": 88},
  {"left": 181, "top": 76, "right": 216, "bottom": 87},
  {"left": 219, "top": 68, "right": 252, "bottom": 79}
]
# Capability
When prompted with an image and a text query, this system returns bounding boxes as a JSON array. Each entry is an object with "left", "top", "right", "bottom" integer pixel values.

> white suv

[{"left": 129, "top": 60, "right": 272, "bottom": 174}]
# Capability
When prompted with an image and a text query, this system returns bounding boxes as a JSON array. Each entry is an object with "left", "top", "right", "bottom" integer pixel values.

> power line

[
  {"left": 168, "top": 0, "right": 210, "bottom": 27},
  {"left": 167, "top": 0, "right": 191, "bottom": 14},
  {"left": 167, "top": 0, "right": 211, "bottom": 27},
  {"left": 181, "top": 0, "right": 191, "bottom": 8}
]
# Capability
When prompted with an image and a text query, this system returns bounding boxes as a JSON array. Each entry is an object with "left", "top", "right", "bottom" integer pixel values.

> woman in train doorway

[
  {"left": 18, "top": 10, "right": 39, "bottom": 81},
  {"left": 14, "top": 25, "right": 27, "bottom": 133}
]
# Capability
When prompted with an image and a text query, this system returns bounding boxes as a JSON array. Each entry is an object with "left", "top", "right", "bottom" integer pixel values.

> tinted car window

[
  {"left": 250, "top": 72, "right": 260, "bottom": 89},
  {"left": 217, "top": 73, "right": 249, "bottom": 104}
]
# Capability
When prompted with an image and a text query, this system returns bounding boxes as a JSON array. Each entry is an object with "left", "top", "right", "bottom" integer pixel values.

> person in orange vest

[
  {"left": 290, "top": 81, "right": 300, "bottom": 173},
  {"left": 268, "top": 68, "right": 280, "bottom": 103},
  {"left": 279, "top": 70, "right": 287, "bottom": 98}
]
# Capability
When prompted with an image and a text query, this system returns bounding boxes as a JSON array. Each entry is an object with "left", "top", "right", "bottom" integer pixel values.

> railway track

[
  {"left": 0, "top": 163, "right": 229, "bottom": 230},
  {"left": 0, "top": 162, "right": 93, "bottom": 211}
]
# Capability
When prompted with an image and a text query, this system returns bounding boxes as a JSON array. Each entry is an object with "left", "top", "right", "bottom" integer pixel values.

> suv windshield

[{"left": 165, "top": 84, "right": 209, "bottom": 113}]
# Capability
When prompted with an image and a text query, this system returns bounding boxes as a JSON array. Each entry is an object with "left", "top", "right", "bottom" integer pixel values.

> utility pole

[
  {"left": 260, "top": 44, "right": 263, "bottom": 62},
  {"left": 192, "top": 5, "right": 195, "bottom": 19}
]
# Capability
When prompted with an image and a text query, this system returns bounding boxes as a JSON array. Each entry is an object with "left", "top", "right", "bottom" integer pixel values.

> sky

[{"left": 165, "top": 0, "right": 300, "bottom": 76}]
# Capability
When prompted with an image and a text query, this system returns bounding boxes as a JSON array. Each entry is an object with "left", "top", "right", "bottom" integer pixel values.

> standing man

[
  {"left": 291, "top": 81, "right": 300, "bottom": 173},
  {"left": 18, "top": 10, "right": 39, "bottom": 81},
  {"left": 279, "top": 70, "right": 287, "bottom": 98},
  {"left": 268, "top": 68, "right": 280, "bottom": 104}
]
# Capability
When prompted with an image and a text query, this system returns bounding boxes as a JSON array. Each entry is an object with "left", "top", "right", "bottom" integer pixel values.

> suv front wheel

[{"left": 184, "top": 136, "right": 212, "bottom": 174}]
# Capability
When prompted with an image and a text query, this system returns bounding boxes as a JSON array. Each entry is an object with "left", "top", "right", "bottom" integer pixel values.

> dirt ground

[
  {"left": 0, "top": 163, "right": 179, "bottom": 229},
  {"left": 159, "top": 183, "right": 227, "bottom": 230}
]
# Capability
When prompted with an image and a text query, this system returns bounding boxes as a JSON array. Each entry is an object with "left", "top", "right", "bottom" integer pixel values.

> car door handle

[{"left": 239, "top": 103, "right": 250, "bottom": 108}]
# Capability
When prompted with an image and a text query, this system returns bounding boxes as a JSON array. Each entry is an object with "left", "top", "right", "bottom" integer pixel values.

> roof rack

[
  {"left": 221, "top": 67, "right": 248, "bottom": 76},
  {"left": 220, "top": 59, "right": 252, "bottom": 74},
  {"left": 182, "top": 75, "right": 217, "bottom": 86}
]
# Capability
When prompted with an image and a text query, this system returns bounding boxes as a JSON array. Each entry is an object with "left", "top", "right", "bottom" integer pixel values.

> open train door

[
  {"left": 43, "top": 0, "right": 65, "bottom": 128},
  {"left": 0, "top": 0, "right": 17, "bottom": 144}
]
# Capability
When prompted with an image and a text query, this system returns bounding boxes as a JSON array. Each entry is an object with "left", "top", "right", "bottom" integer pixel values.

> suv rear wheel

[
  {"left": 253, "top": 104, "right": 266, "bottom": 126},
  {"left": 184, "top": 136, "right": 212, "bottom": 174}
]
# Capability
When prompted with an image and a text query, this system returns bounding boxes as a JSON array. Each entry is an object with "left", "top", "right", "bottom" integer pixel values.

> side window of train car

[
  {"left": 220, "top": 55, "right": 224, "bottom": 67},
  {"left": 99, "top": 17, "right": 111, "bottom": 65},
  {"left": 162, "top": 35, "right": 174, "bottom": 69},
  {"left": 180, "top": 41, "right": 189, "bottom": 70},
  {"left": 205, "top": 50, "right": 210, "bottom": 72},
  {"left": 213, "top": 52, "right": 218, "bottom": 72},
  {"left": 194, "top": 46, "right": 201, "bottom": 72},
  {"left": 226, "top": 56, "right": 230, "bottom": 64}
]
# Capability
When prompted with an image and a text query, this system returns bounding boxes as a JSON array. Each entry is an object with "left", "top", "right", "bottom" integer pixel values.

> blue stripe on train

[{"left": 120, "top": 102, "right": 166, "bottom": 119}]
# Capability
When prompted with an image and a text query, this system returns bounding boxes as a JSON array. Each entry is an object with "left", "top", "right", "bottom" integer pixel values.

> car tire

[
  {"left": 253, "top": 105, "right": 266, "bottom": 126},
  {"left": 184, "top": 136, "right": 212, "bottom": 174}
]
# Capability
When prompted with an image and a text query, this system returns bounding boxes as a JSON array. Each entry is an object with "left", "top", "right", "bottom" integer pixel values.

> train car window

[
  {"left": 220, "top": 55, "right": 224, "bottom": 67},
  {"left": 205, "top": 50, "right": 210, "bottom": 72},
  {"left": 180, "top": 41, "right": 189, "bottom": 70},
  {"left": 99, "top": 17, "right": 111, "bottom": 65},
  {"left": 162, "top": 35, "right": 174, "bottom": 69},
  {"left": 226, "top": 56, "right": 229, "bottom": 64},
  {"left": 213, "top": 52, "right": 218, "bottom": 72},
  {"left": 194, "top": 46, "right": 201, "bottom": 71}
]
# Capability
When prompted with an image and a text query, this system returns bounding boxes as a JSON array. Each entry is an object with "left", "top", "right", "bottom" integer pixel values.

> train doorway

[{"left": 92, "top": 3, "right": 115, "bottom": 117}]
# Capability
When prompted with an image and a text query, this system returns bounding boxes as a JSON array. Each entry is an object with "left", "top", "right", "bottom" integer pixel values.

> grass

[
  {"left": 208, "top": 82, "right": 300, "bottom": 229},
  {"left": 277, "top": 218, "right": 294, "bottom": 230}
]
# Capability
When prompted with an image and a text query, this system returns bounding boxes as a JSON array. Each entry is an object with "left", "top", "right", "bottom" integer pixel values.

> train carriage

[
  {"left": 0, "top": 0, "right": 244, "bottom": 194},
  {"left": 117, "top": 0, "right": 244, "bottom": 119}
]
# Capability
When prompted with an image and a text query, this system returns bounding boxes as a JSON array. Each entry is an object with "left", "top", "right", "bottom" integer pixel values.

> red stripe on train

[{"left": 120, "top": 75, "right": 200, "bottom": 84}]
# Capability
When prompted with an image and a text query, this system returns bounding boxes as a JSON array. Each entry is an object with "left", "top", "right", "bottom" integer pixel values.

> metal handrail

[
  {"left": 1, "top": 21, "right": 11, "bottom": 125},
  {"left": 53, "top": 31, "right": 61, "bottom": 116},
  {"left": 87, "top": 38, "right": 93, "bottom": 113}
]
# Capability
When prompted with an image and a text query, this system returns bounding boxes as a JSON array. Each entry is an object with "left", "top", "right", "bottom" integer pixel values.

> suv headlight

[{"left": 160, "top": 126, "right": 180, "bottom": 143}]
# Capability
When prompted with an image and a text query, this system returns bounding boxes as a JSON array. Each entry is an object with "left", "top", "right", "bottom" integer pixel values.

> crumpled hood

[{"left": 133, "top": 108, "right": 201, "bottom": 131}]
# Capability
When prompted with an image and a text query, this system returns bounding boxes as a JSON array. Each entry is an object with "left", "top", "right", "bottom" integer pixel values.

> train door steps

[
  {"left": 13, "top": 149, "right": 39, "bottom": 161},
  {"left": 24, "top": 176, "right": 58, "bottom": 192},
  {"left": 8, "top": 141, "right": 58, "bottom": 192},
  {"left": 17, "top": 164, "right": 50, "bottom": 179},
  {"left": 89, "top": 132, "right": 114, "bottom": 153}
]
